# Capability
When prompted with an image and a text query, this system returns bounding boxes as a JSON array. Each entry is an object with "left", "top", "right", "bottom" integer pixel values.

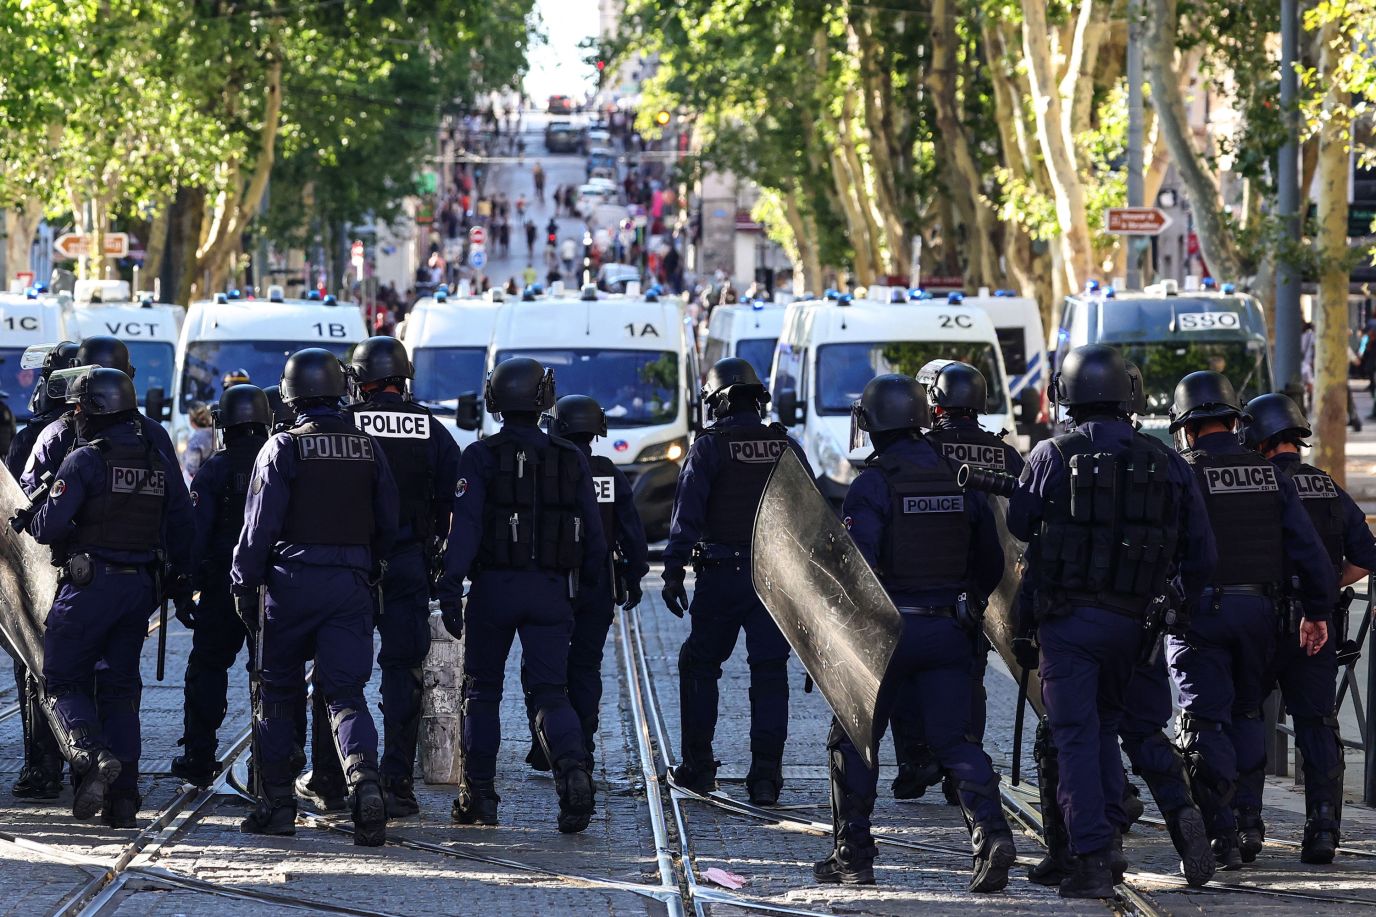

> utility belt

[
  {"left": 899, "top": 592, "right": 986, "bottom": 634},
  {"left": 1207, "top": 583, "right": 1276, "bottom": 599},
  {"left": 1040, "top": 589, "right": 1153, "bottom": 621},
  {"left": 897, "top": 605, "right": 957, "bottom": 619},
  {"left": 691, "top": 542, "right": 749, "bottom": 571},
  {"left": 57, "top": 552, "right": 150, "bottom": 586}
]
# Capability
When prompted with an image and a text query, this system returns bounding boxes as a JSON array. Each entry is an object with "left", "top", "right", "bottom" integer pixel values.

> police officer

[
  {"left": 1237, "top": 392, "right": 1376, "bottom": 863},
  {"left": 170, "top": 384, "right": 273, "bottom": 787},
  {"left": 817, "top": 374, "right": 1014, "bottom": 890},
  {"left": 436, "top": 358, "right": 607, "bottom": 833},
  {"left": 222, "top": 368, "right": 252, "bottom": 391},
  {"left": 1166, "top": 371, "right": 1335, "bottom": 870},
  {"left": 4, "top": 340, "right": 80, "bottom": 801},
  {"left": 523, "top": 394, "right": 649, "bottom": 771},
  {"left": 661, "top": 358, "right": 810, "bottom": 806},
  {"left": 1008, "top": 345, "right": 1215, "bottom": 897},
  {"left": 232, "top": 348, "right": 399, "bottom": 846},
  {"left": 890, "top": 360, "right": 1025, "bottom": 803},
  {"left": 263, "top": 385, "right": 293, "bottom": 430},
  {"left": 23, "top": 368, "right": 195, "bottom": 826}
]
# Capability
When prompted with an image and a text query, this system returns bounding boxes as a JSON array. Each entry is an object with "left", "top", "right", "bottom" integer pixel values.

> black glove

[
  {"left": 661, "top": 566, "right": 688, "bottom": 618},
  {"left": 623, "top": 578, "right": 643, "bottom": 610},
  {"left": 1012, "top": 635, "right": 1039, "bottom": 672},
  {"left": 174, "top": 596, "right": 197, "bottom": 629},
  {"left": 234, "top": 591, "right": 259, "bottom": 635},
  {"left": 440, "top": 597, "right": 464, "bottom": 640}
]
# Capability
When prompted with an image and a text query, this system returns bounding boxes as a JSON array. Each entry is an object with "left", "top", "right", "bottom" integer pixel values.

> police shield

[
  {"left": 983, "top": 495, "right": 1045, "bottom": 717},
  {"left": 751, "top": 450, "right": 901, "bottom": 767},
  {"left": 0, "top": 472, "right": 56, "bottom": 674}
]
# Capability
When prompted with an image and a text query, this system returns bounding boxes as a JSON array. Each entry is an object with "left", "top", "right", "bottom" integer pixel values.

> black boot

[
  {"left": 71, "top": 748, "right": 122, "bottom": 821},
  {"left": 525, "top": 741, "right": 551, "bottom": 772},
  {"left": 382, "top": 775, "right": 420, "bottom": 818},
  {"left": 1122, "top": 780, "right": 1145, "bottom": 829},
  {"left": 1164, "top": 805, "right": 1214, "bottom": 887},
  {"left": 555, "top": 758, "right": 596, "bottom": 834},
  {"left": 1059, "top": 851, "right": 1116, "bottom": 899},
  {"left": 103, "top": 794, "right": 141, "bottom": 829},
  {"left": 817, "top": 728, "right": 878, "bottom": 885},
  {"left": 351, "top": 779, "right": 387, "bottom": 847},
  {"left": 171, "top": 752, "right": 220, "bottom": 789},
  {"left": 451, "top": 778, "right": 500, "bottom": 825},
  {"left": 295, "top": 769, "right": 347, "bottom": 812},
  {"left": 1108, "top": 831, "right": 1127, "bottom": 883},
  {"left": 813, "top": 838, "right": 877, "bottom": 885},
  {"left": 241, "top": 785, "right": 297, "bottom": 836},
  {"left": 1301, "top": 803, "right": 1339, "bottom": 865},
  {"left": 1235, "top": 805, "right": 1264, "bottom": 863},
  {"left": 890, "top": 742, "right": 941, "bottom": 800},
  {"left": 745, "top": 757, "right": 783, "bottom": 807},
  {"left": 12, "top": 763, "right": 63, "bottom": 800},
  {"left": 970, "top": 826, "right": 1016, "bottom": 893},
  {"left": 1212, "top": 833, "right": 1242, "bottom": 871},
  {"left": 1029, "top": 720, "right": 1074, "bottom": 886},
  {"left": 671, "top": 749, "right": 718, "bottom": 795}
]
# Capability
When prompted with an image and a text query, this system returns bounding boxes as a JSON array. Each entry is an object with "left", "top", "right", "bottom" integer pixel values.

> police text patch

[
  {"left": 903, "top": 495, "right": 964, "bottom": 513},
  {"left": 940, "top": 441, "right": 1006, "bottom": 471},
  {"left": 728, "top": 439, "right": 787, "bottom": 464},
  {"left": 593, "top": 475, "right": 615, "bottom": 503},
  {"left": 295, "top": 433, "right": 374, "bottom": 461},
  {"left": 355, "top": 411, "right": 430, "bottom": 440},
  {"left": 1294, "top": 473, "right": 1338, "bottom": 499},
  {"left": 1204, "top": 465, "right": 1277, "bottom": 494},
  {"left": 111, "top": 467, "right": 166, "bottom": 495}
]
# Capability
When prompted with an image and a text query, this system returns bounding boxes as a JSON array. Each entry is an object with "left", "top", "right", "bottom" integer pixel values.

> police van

[
  {"left": 62, "top": 280, "right": 184, "bottom": 420},
  {"left": 701, "top": 300, "right": 788, "bottom": 388},
  {"left": 960, "top": 287, "right": 1050, "bottom": 448},
  {"left": 1053, "top": 280, "right": 1273, "bottom": 441},
  {"left": 396, "top": 289, "right": 502, "bottom": 449},
  {"left": 170, "top": 288, "right": 367, "bottom": 455},
  {"left": 0, "top": 290, "right": 67, "bottom": 429},
  {"left": 770, "top": 293, "right": 1015, "bottom": 502},
  {"left": 471, "top": 286, "right": 700, "bottom": 540}
]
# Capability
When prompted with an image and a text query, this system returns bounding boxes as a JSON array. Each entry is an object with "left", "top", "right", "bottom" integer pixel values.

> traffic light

[
  {"left": 655, "top": 110, "right": 671, "bottom": 127},
  {"left": 596, "top": 59, "right": 606, "bottom": 72}
]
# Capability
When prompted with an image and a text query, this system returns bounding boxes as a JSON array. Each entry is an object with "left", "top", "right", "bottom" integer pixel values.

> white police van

[
  {"left": 1053, "top": 280, "right": 1273, "bottom": 441},
  {"left": 770, "top": 291, "right": 1015, "bottom": 502},
  {"left": 471, "top": 284, "right": 700, "bottom": 540},
  {"left": 701, "top": 300, "right": 788, "bottom": 388},
  {"left": 396, "top": 288, "right": 502, "bottom": 449},
  {"left": 170, "top": 288, "right": 367, "bottom": 455},
  {"left": 62, "top": 280, "right": 184, "bottom": 420},
  {"left": 0, "top": 290, "right": 67, "bottom": 427},
  {"left": 959, "top": 287, "right": 1050, "bottom": 448}
]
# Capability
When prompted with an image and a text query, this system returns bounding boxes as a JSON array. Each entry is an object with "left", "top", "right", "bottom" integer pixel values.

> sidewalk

[{"left": 1343, "top": 381, "right": 1376, "bottom": 509}]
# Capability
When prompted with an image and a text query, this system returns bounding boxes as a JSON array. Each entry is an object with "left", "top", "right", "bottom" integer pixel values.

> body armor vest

[
  {"left": 207, "top": 438, "right": 265, "bottom": 564},
  {"left": 588, "top": 453, "right": 619, "bottom": 555},
  {"left": 478, "top": 430, "right": 586, "bottom": 572},
  {"left": 351, "top": 400, "right": 435, "bottom": 541},
  {"left": 926, "top": 425, "right": 1018, "bottom": 473},
  {"left": 1279, "top": 460, "right": 1344, "bottom": 572},
  {"left": 72, "top": 437, "right": 166, "bottom": 552},
  {"left": 872, "top": 448, "right": 971, "bottom": 592},
  {"left": 702, "top": 423, "right": 790, "bottom": 546},
  {"left": 280, "top": 415, "right": 376, "bottom": 546},
  {"left": 1038, "top": 432, "right": 1180, "bottom": 612},
  {"left": 1183, "top": 449, "right": 1284, "bottom": 586}
]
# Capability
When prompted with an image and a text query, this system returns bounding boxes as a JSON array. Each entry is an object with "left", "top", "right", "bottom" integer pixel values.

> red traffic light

[{"left": 596, "top": 59, "right": 606, "bottom": 71}]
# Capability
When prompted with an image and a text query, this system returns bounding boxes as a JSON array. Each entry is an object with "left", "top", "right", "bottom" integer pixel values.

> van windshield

[
  {"left": 1118, "top": 341, "right": 1270, "bottom": 414},
  {"left": 180, "top": 340, "right": 354, "bottom": 409},
  {"left": 412, "top": 346, "right": 487, "bottom": 413},
  {"left": 494, "top": 348, "right": 678, "bottom": 427},
  {"left": 0, "top": 348, "right": 38, "bottom": 420},
  {"left": 816, "top": 341, "right": 1008, "bottom": 415},
  {"left": 736, "top": 338, "right": 777, "bottom": 383},
  {"left": 126, "top": 341, "right": 176, "bottom": 407}
]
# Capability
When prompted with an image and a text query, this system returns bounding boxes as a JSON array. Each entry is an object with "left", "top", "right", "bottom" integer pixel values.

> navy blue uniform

[
  {"left": 28, "top": 418, "right": 195, "bottom": 802},
  {"left": 663, "top": 413, "right": 811, "bottom": 782},
  {"left": 437, "top": 422, "right": 606, "bottom": 783},
  {"left": 836, "top": 434, "right": 1008, "bottom": 842},
  {"left": 22, "top": 411, "right": 179, "bottom": 493},
  {"left": 231, "top": 406, "right": 399, "bottom": 790},
  {"left": 1165, "top": 432, "right": 1335, "bottom": 845},
  {"left": 1010, "top": 419, "right": 1215, "bottom": 856},
  {"left": 5, "top": 415, "right": 54, "bottom": 481}
]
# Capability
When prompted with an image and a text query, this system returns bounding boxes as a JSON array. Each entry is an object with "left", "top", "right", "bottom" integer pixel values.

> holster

[{"left": 61, "top": 553, "right": 94, "bottom": 586}]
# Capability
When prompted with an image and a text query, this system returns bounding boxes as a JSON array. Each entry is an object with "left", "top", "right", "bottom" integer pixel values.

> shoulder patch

[
  {"left": 455, "top": 477, "right": 468, "bottom": 498},
  {"left": 190, "top": 490, "right": 199, "bottom": 507},
  {"left": 842, "top": 515, "right": 853, "bottom": 530},
  {"left": 50, "top": 480, "right": 66, "bottom": 499},
  {"left": 251, "top": 472, "right": 264, "bottom": 495}
]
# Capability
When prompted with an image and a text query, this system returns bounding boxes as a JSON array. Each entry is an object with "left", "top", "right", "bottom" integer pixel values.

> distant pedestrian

[
  {"left": 499, "top": 221, "right": 511, "bottom": 258},
  {"left": 525, "top": 219, "right": 537, "bottom": 255}
]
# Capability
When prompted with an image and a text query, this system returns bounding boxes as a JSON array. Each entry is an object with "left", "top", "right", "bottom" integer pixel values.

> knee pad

[
  {"left": 524, "top": 681, "right": 565, "bottom": 711},
  {"left": 1177, "top": 714, "right": 1232, "bottom": 803}
]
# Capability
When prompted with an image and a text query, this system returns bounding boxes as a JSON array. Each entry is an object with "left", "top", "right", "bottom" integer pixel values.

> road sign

[
  {"left": 350, "top": 239, "right": 365, "bottom": 274},
  {"left": 469, "top": 249, "right": 487, "bottom": 270},
  {"left": 1105, "top": 207, "right": 1173, "bottom": 235},
  {"left": 469, "top": 225, "right": 486, "bottom": 246},
  {"left": 53, "top": 232, "right": 129, "bottom": 259}
]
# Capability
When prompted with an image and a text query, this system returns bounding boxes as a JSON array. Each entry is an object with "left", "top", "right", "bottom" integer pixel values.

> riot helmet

[
  {"left": 349, "top": 336, "right": 414, "bottom": 388},
  {"left": 1168, "top": 370, "right": 1241, "bottom": 433},
  {"left": 1122, "top": 361, "right": 1147, "bottom": 416},
  {"left": 484, "top": 357, "right": 556, "bottom": 416},
  {"left": 1052, "top": 344, "right": 1132, "bottom": 408},
  {"left": 214, "top": 384, "right": 272, "bottom": 432},
  {"left": 65, "top": 367, "right": 137, "bottom": 439},
  {"left": 221, "top": 368, "right": 251, "bottom": 390},
  {"left": 1239, "top": 392, "right": 1310, "bottom": 451},
  {"left": 850, "top": 374, "right": 926, "bottom": 450},
  {"left": 918, "top": 359, "right": 987, "bottom": 414},
  {"left": 262, "top": 384, "right": 293, "bottom": 427},
  {"left": 280, "top": 348, "right": 347, "bottom": 406},
  {"left": 551, "top": 394, "right": 607, "bottom": 439},
  {"left": 702, "top": 357, "right": 770, "bottom": 418},
  {"left": 76, "top": 335, "right": 133, "bottom": 377},
  {"left": 24, "top": 341, "right": 80, "bottom": 416}
]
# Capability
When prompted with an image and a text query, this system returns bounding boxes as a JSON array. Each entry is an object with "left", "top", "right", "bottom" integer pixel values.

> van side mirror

[
  {"left": 145, "top": 386, "right": 172, "bottom": 422},
  {"left": 776, "top": 390, "right": 802, "bottom": 427},
  {"left": 455, "top": 392, "right": 481, "bottom": 431}
]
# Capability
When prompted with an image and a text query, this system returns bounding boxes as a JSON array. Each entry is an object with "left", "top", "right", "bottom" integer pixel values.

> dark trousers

[
  {"left": 43, "top": 566, "right": 156, "bottom": 798},
  {"left": 462, "top": 570, "right": 583, "bottom": 782},
  {"left": 524, "top": 576, "right": 616, "bottom": 759},
  {"left": 890, "top": 633, "right": 988, "bottom": 765},
  {"left": 9, "top": 648, "right": 61, "bottom": 776},
  {"left": 375, "top": 544, "right": 431, "bottom": 779},
  {"left": 1039, "top": 605, "right": 1141, "bottom": 855},
  {"left": 677, "top": 563, "right": 790, "bottom": 769},
  {"left": 1118, "top": 646, "right": 1195, "bottom": 815},
  {"left": 181, "top": 583, "right": 247, "bottom": 759}
]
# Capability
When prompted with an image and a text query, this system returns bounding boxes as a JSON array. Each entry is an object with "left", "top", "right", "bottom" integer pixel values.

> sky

[{"left": 523, "top": 0, "right": 600, "bottom": 104}]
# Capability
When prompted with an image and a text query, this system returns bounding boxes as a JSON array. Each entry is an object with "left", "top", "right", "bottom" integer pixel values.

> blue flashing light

[
  {"left": 1057, "top": 328, "right": 1070, "bottom": 344},
  {"left": 947, "top": 291, "right": 964, "bottom": 304},
  {"left": 1085, "top": 279, "right": 1102, "bottom": 293},
  {"left": 1104, "top": 286, "right": 1117, "bottom": 299},
  {"left": 889, "top": 289, "right": 907, "bottom": 304},
  {"left": 994, "top": 289, "right": 1015, "bottom": 297},
  {"left": 1201, "top": 277, "right": 1218, "bottom": 290},
  {"left": 322, "top": 294, "right": 338, "bottom": 306},
  {"left": 24, "top": 287, "right": 38, "bottom": 300},
  {"left": 837, "top": 293, "right": 854, "bottom": 306},
  {"left": 434, "top": 288, "right": 448, "bottom": 302},
  {"left": 824, "top": 289, "right": 840, "bottom": 301},
  {"left": 752, "top": 298, "right": 766, "bottom": 311},
  {"left": 33, "top": 282, "right": 47, "bottom": 293},
  {"left": 306, "top": 290, "right": 322, "bottom": 301},
  {"left": 227, "top": 288, "right": 243, "bottom": 300},
  {"left": 1221, "top": 282, "right": 1236, "bottom": 294},
  {"left": 214, "top": 293, "right": 229, "bottom": 304}
]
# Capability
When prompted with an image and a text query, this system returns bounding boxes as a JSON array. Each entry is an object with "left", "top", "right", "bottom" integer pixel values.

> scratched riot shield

[
  {"left": 0, "top": 471, "right": 56, "bottom": 675},
  {"left": 982, "top": 494, "right": 1044, "bottom": 717},
  {"left": 751, "top": 450, "right": 901, "bottom": 767}
]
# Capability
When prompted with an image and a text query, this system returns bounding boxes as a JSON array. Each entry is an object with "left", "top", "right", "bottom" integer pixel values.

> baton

[
  {"left": 155, "top": 563, "right": 168, "bottom": 682},
  {"left": 1011, "top": 664, "right": 1030, "bottom": 786},
  {"left": 252, "top": 585, "right": 267, "bottom": 800}
]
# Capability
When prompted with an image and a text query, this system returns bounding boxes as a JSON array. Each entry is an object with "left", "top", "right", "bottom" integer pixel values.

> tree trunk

[
  {"left": 835, "top": 92, "right": 886, "bottom": 281},
  {"left": 782, "top": 193, "right": 824, "bottom": 293},
  {"left": 173, "top": 187, "right": 207, "bottom": 305},
  {"left": 5, "top": 200, "right": 44, "bottom": 286},
  {"left": 852, "top": 13, "right": 910, "bottom": 275},
  {"left": 141, "top": 198, "right": 170, "bottom": 288}
]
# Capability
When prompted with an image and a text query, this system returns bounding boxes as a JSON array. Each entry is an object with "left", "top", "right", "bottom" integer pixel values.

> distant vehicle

[
  {"left": 586, "top": 147, "right": 617, "bottom": 177},
  {"left": 0, "top": 291, "right": 66, "bottom": 428},
  {"left": 960, "top": 287, "right": 1051, "bottom": 449},
  {"left": 576, "top": 182, "right": 620, "bottom": 217},
  {"left": 1054, "top": 280, "right": 1273, "bottom": 442},
  {"left": 547, "top": 94, "right": 575, "bottom": 114},
  {"left": 702, "top": 301, "right": 788, "bottom": 387},
  {"left": 544, "top": 120, "right": 584, "bottom": 154},
  {"left": 584, "top": 129, "right": 612, "bottom": 154},
  {"left": 595, "top": 263, "right": 642, "bottom": 293},
  {"left": 396, "top": 289, "right": 501, "bottom": 450}
]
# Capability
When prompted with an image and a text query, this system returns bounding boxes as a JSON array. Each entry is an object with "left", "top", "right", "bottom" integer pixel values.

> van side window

[{"left": 996, "top": 328, "right": 1028, "bottom": 374}]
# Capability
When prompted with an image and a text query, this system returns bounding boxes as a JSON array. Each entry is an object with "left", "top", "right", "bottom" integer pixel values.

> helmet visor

[
  {"left": 20, "top": 343, "right": 57, "bottom": 371},
  {"left": 849, "top": 401, "right": 870, "bottom": 452},
  {"left": 48, "top": 366, "right": 96, "bottom": 402}
]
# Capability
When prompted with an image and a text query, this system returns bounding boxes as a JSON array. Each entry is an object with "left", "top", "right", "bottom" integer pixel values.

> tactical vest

[
  {"left": 478, "top": 429, "right": 586, "bottom": 572},
  {"left": 206, "top": 437, "right": 265, "bottom": 563},
  {"left": 701, "top": 423, "right": 790, "bottom": 546},
  {"left": 1280, "top": 460, "right": 1344, "bottom": 572},
  {"left": 72, "top": 438, "right": 166, "bottom": 552},
  {"left": 351, "top": 400, "right": 436, "bottom": 541},
  {"left": 926, "top": 426, "right": 1017, "bottom": 473},
  {"left": 872, "top": 449, "right": 971, "bottom": 592},
  {"left": 588, "top": 453, "right": 619, "bottom": 553},
  {"left": 280, "top": 415, "right": 376, "bottom": 546},
  {"left": 1038, "top": 432, "right": 1180, "bottom": 612},
  {"left": 1183, "top": 449, "right": 1284, "bottom": 586}
]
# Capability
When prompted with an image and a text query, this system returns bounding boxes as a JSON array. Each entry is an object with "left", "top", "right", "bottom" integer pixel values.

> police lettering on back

[
  {"left": 1293, "top": 473, "right": 1338, "bottom": 499},
  {"left": 729, "top": 439, "right": 788, "bottom": 464},
  {"left": 593, "top": 475, "right": 615, "bottom": 503},
  {"left": 354, "top": 411, "right": 431, "bottom": 440},
  {"left": 902, "top": 493, "right": 964, "bottom": 514},
  {"left": 110, "top": 466, "right": 165, "bottom": 495},
  {"left": 1203, "top": 464, "right": 1276, "bottom": 494},
  {"left": 296, "top": 433, "right": 374, "bottom": 461},
  {"left": 939, "top": 441, "right": 1005, "bottom": 471}
]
